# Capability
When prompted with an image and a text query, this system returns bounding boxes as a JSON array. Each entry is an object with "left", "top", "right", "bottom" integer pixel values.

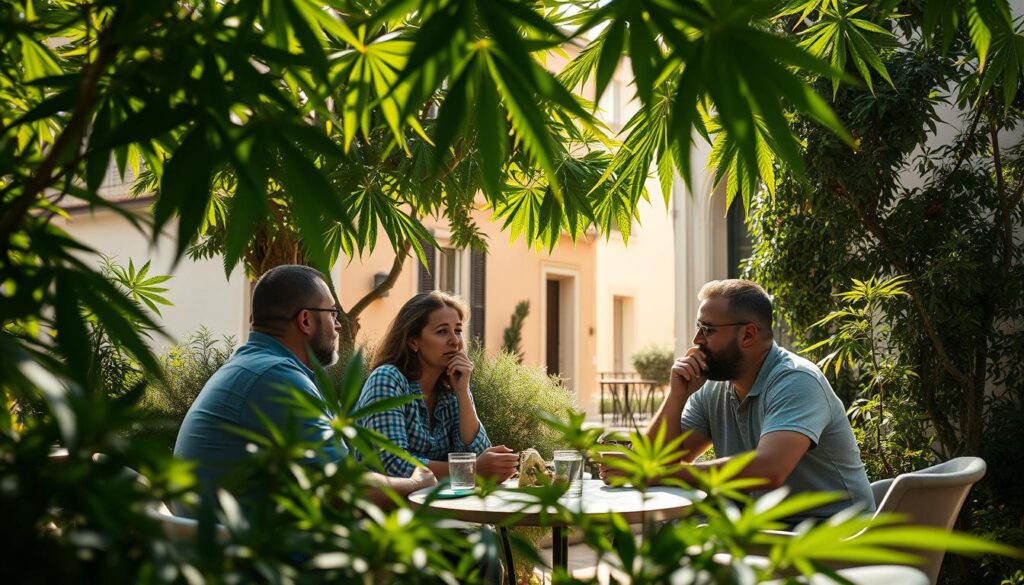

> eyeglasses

[
  {"left": 294, "top": 307, "right": 342, "bottom": 322},
  {"left": 695, "top": 320, "right": 751, "bottom": 338}
]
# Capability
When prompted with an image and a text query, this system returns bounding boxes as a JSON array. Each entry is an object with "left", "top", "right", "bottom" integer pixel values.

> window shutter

[
  {"left": 470, "top": 249, "right": 486, "bottom": 347},
  {"left": 418, "top": 240, "right": 436, "bottom": 293}
]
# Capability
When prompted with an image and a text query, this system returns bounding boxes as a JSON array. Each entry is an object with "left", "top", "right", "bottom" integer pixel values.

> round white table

[{"left": 408, "top": 479, "right": 702, "bottom": 582}]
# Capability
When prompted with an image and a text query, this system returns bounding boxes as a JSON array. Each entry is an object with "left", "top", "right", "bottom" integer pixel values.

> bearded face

[
  {"left": 700, "top": 336, "right": 743, "bottom": 381},
  {"left": 311, "top": 316, "right": 339, "bottom": 367}
]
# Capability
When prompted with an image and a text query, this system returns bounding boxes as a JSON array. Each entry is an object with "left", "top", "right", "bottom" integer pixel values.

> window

[
  {"left": 418, "top": 243, "right": 486, "bottom": 346},
  {"left": 436, "top": 247, "right": 460, "bottom": 294}
]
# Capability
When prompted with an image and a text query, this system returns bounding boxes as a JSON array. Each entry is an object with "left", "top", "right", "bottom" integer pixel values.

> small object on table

[
  {"left": 516, "top": 448, "right": 551, "bottom": 487},
  {"left": 448, "top": 452, "right": 477, "bottom": 491},
  {"left": 431, "top": 486, "right": 475, "bottom": 499},
  {"left": 553, "top": 450, "right": 584, "bottom": 498}
]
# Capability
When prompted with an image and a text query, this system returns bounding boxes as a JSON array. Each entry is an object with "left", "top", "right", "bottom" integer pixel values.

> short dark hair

[
  {"left": 699, "top": 279, "right": 773, "bottom": 336},
  {"left": 251, "top": 265, "right": 330, "bottom": 326}
]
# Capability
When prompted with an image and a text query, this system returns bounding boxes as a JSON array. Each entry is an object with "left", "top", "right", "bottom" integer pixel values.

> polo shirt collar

[
  {"left": 245, "top": 331, "right": 316, "bottom": 382},
  {"left": 745, "top": 341, "right": 781, "bottom": 398}
]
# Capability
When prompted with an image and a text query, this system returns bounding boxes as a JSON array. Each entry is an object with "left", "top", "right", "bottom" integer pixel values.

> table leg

[
  {"left": 498, "top": 526, "right": 516, "bottom": 585},
  {"left": 600, "top": 382, "right": 606, "bottom": 424},
  {"left": 623, "top": 383, "right": 634, "bottom": 428},
  {"left": 552, "top": 526, "right": 569, "bottom": 572},
  {"left": 613, "top": 382, "right": 625, "bottom": 426}
]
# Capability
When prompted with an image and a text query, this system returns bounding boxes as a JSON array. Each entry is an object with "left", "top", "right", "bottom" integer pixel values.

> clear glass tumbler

[
  {"left": 448, "top": 452, "right": 477, "bottom": 491},
  {"left": 553, "top": 450, "right": 584, "bottom": 498}
]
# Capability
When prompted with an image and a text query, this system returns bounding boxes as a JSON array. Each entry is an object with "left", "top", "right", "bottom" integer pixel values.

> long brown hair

[{"left": 372, "top": 290, "right": 470, "bottom": 389}]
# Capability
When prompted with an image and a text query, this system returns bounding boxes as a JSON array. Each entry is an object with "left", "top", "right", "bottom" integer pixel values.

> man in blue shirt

[
  {"left": 600, "top": 280, "right": 873, "bottom": 522},
  {"left": 174, "top": 265, "right": 435, "bottom": 513}
]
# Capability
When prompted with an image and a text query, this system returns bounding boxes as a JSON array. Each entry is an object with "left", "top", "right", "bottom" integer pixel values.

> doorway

[
  {"left": 542, "top": 269, "right": 578, "bottom": 391},
  {"left": 612, "top": 295, "right": 635, "bottom": 374}
]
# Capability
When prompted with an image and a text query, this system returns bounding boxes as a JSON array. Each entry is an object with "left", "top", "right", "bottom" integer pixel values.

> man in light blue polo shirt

[
  {"left": 600, "top": 279, "right": 873, "bottom": 522},
  {"left": 174, "top": 265, "right": 435, "bottom": 514}
]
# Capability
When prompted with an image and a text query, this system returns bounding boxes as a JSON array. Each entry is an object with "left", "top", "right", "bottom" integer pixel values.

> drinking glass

[
  {"left": 448, "top": 452, "right": 477, "bottom": 491},
  {"left": 553, "top": 450, "right": 583, "bottom": 498}
]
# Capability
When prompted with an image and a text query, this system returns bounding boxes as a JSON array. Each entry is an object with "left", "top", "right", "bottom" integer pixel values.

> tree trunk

[
  {"left": 335, "top": 312, "right": 360, "bottom": 363},
  {"left": 244, "top": 227, "right": 413, "bottom": 359},
  {"left": 333, "top": 240, "right": 413, "bottom": 358}
]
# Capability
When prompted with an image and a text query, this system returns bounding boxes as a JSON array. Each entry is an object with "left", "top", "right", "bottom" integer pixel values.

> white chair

[
  {"left": 863, "top": 456, "right": 986, "bottom": 583},
  {"left": 572, "top": 458, "right": 985, "bottom": 585},
  {"left": 766, "top": 457, "right": 986, "bottom": 585},
  {"left": 101, "top": 456, "right": 230, "bottom": 544},
  {"left": 762, "top": 564, "right": 929, "bottom": 585},
  {"left": 144, "top": 500, "right": 230, "bottom": 543},
  {"left": 69, "top": 453, "right": 229, "bottom": 544},
  {"left": 869, "top": 477, "right": 893, "bottom": 507}
]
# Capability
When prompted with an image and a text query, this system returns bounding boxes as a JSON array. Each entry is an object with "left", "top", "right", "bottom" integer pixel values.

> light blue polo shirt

[
  {"left": 680, "top": 343, "right": 874, "bottom": 520},
  {"left": 173, "top": 331, "right": 346, "bottom": 513}
]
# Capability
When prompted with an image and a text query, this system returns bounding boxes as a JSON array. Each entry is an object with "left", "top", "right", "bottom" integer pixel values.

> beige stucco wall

[
  {"left": 594, "top": 184, "right": 676, "bottom": 378},
  {"left": 338, "top": 209, "right": 600, "bottom": 408}
]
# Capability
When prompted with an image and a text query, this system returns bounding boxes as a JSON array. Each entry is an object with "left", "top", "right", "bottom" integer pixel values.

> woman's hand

[
  {"left": 408, "top": 465, "right": 438, "bottom": 491},
  {"left": 446, "top": 350, "right": 474, "bottom": 394},
  {"left": 475, "top": 445, "right": 519, "bottom": 482}
]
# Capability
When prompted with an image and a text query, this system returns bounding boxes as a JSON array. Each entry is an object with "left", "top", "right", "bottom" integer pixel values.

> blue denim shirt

[{"left": 173, "top": 331, "right": 346, "bottom": 511}]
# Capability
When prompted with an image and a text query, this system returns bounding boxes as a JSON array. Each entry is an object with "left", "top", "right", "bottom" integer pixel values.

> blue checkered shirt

[{"left": 356, "top": 364, "right": 490, "bottom": 477}]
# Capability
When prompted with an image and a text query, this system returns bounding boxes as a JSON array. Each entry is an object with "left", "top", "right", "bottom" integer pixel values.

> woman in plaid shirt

[{"left": 356, "top": 291, "right": 520, "bottom": 481}]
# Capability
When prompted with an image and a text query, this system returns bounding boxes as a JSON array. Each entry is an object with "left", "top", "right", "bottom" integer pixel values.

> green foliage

[
  {"left": 798, "top": 276, "right": 932, "bottom": 479},
  {"left": 745, "top": 4, "right": 1024, "bottom": 582},
  {"left": 0, "top": 357, "right": 194, "bottom": 583},
  {"left": 91, "top": 257, "right": 172, "bottom": 398},
  {"left": 4, "top": 0, "right": 1024, "bottom": 582},
  {"left": 469, "top": 347, "right": 578, "bottom": 459},
  {"left": 631, "top": 344, "right": 674, "bottom": 386},
  {"left": 141, "top": 328, "right": 236, "bottom": 443},
  {"left": 501, "top": 300, "right": 529, "bottom": 362},
  {"left": 802, "top": 275, "right": 911, "bottom": 375}
]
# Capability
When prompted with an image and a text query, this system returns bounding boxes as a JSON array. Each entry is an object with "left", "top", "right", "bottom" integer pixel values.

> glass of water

[
  {"left": 448, "top": 452, "right": 476, "bottom": 492},
  {"left": 553, "top": 450, "right": 583, "bottom": 498}
]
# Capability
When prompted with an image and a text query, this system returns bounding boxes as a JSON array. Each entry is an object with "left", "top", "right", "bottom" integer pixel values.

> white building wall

[
  {"left": 672, "top": 134, "right": 734, "bottom": 357},
  {"left": 52, "top": 205, "right": 251, "bottom": 349}
]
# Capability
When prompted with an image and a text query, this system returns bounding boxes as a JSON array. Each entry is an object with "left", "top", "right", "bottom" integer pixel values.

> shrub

[
  {"left": 501, "top": 300, "right": 530, "bottom": 362},
  {"left": 469, "top": 347, "right": 579, "bottom": 459},
  {"left": 468, "top": 347, "right": 579, "bottom": 583},
  {"left": 631, "top": 345, "right": 674, "bottom": 386},
  {"left": 94, "top": 256, "right": 172, "bottom": 399},
  {"left": 138, "top": 328, "right": 236, "bottom": 450}
]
